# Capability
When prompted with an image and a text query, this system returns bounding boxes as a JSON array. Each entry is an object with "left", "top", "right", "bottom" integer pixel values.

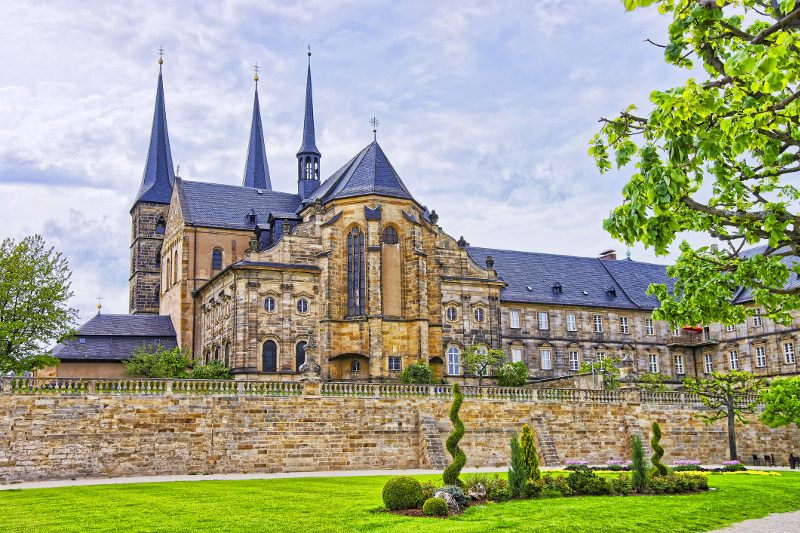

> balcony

[{"left": 667, "top": 327, "right": 719, "bottom": 348}]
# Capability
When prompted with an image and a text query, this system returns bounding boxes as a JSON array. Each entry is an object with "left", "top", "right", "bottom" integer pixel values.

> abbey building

[{"left": 56, "top": 55, "right": 800, "bottom": 383}]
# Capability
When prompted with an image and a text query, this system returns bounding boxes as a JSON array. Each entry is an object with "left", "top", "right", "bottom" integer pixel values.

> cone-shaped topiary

[
  {"left": 443, "top": 383, "right": 467, "bottom": 487},
  {"left": 650, "top": 421, "right": 668, "bottom": 476},
  {"left": 508, "top": 431, "right": 527, "bottom": 498},
  {"left": 520, "top": 424, "right": 540, "bottom": 481},
  {"left": 631, "top": 434, "right": 648, "bottom": 492}
]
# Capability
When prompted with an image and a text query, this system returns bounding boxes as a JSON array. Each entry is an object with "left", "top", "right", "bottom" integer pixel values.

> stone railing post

[
  {"left": 1, "top": 377, "right": 10, "bottom": 394},
  {"left": 87, "top": 379, "right": 96, "bottom": 394},
  {"left": 236, "top": 381, "right": 244, "bottom": 396},
  {"left": 165, "top": 380, "right": 173, "bottom": 394},
  {"left": 373, "top": 383, "right": 381, "bottom": 399},
  {"left": 302, "top": 381, "right": 321, "bottom": 398}
]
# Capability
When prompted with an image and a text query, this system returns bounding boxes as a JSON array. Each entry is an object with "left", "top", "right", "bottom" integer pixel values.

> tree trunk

[{"left": 726, "top": 392, "right": 737, "bottom": 461}]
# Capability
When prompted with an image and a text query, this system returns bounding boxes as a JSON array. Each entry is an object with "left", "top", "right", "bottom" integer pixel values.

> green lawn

[{"left": 2, "top": 472, "right": 799, "bottom": 532}]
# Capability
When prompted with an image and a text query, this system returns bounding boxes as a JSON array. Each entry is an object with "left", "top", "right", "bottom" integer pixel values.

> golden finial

[
  {"left": 96, "top": 295, "right": 103, "bottom": 315},
  {"left": 157, "top": 45, "right": 165, "bottom": 66},
  {"left": 253, "top": 62, "right": 260, "bottom": 83},
  {"left": 308, "top": 44, "right": 311, "bottom": 57}
]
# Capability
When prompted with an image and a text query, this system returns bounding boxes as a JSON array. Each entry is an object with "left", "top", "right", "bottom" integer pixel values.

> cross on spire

[
  {"left": 253, "top": 62, "right": 260, "bottom": 85},
  {"left": 96, "top": 295, "right": 103, "bottom": 314},
  {"left": 157, "top": 45, "right": 165, "bottom": 68},
  {"left": 370, "top": 117, "right": 380, "bottom": 141}
]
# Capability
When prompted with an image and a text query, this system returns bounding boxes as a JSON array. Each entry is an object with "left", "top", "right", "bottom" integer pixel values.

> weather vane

[
  {"left": 157, "top": 45, "right": 165, "bottom": 67},
  {"left": 370, "top": 117, "right": 380, "bottom": 141},
  {"left": 253, "top": 62, "right": 260, "bottom": 86}
]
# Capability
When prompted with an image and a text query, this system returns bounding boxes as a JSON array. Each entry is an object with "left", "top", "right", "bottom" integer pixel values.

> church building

[{"left": 109, "top": 52, "right": 796, "bottom": 383}]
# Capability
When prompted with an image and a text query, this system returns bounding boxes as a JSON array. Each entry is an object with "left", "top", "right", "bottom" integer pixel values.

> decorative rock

[
  {"left": 434, "top": 491, "right": 459, "bottom": 511},
  {"left": 468, "top": 483, "right": 486, "bottom": 500}
]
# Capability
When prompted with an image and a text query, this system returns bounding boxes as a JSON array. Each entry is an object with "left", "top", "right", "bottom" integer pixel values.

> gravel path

[{"left": 705, "top": 510, "right": 800, "bottom": 532}]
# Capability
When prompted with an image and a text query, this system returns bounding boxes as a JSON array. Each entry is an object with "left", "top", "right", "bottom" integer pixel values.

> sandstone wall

[{"left": 1, "top": 385, "right": 797, "bottom": 483}]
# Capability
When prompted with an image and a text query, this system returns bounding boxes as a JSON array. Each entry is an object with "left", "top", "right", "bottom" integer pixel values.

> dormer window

[
  {"left": 246, "top": 208, "right": 257, "bottom": 224},
  {"left": 606, "top": 287, "right": 617, "bottom": 298},
  {"left": 552, "top": 282, "right": 562, "bottom": 294}
]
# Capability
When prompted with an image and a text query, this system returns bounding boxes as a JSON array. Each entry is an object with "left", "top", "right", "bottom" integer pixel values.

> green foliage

[
  {"left": 631, "top": 434, "right": 649, "bottom": 492},
  {"left": 442, "top": 383, "right": 466, "bottom": 487},
  {"left": 507, "top": 431, "right": 527, "bottom": 498},
  {"left": 520, "top": 424, "right": 540, "bottom": 481},
  {"left": 188, "top": 360, "right": 231, "bottom": 380},
  {"left": 496, "top": 361, "right": 528, "bottom": 387},
  {"left": 638, "top": 372, "right": 670, "bottom": 391},
  {"left": 400, "top": 360, "right": 434, "bottom": 384},
  {"left": 461, "top": 344, "right": 505, "bottom": 386},
  {"left": 434, "top": 485, "right": 467, "bottom": 508},
  {"left": 578, "top": 357, "right": 621, "bottom": 390},
  {"left": 463, "top": 473, "right": 491, "bottom": 490},
  {"left": 422, "top": 497, "right": 448, "bottom": 517},
  {"left": 760, "top": 377, "right": 800, "bottom": 428},
  {"left": 381, "top": 476, "right": 423, "bottom": 510},
  {"left": 542, "top": 473, "right": 574, "bottom": 496},
  {"left": 484, "top": 474, "right": 513, "bottom": 502},
  {"left": 566, "top": 469, "right": 612, "bottom": 496},
  {"left": 524, "top": 477, "right": 543, "bottom": 498},
  {"left": 420, "top": 480, "right": 438, "bottom": 502},
  {"left": 591, "top": 0, "right": 800, "bottom": 326},
  {"left": 0, "top": 235, "right": 78, "bottom": 373},
  {"left": 123, "top": 345, "right": 193, "bottom": 378},
  {"left": 683, "top": 371, "right": 766, "bottom": 459},
  {"left": 648, "top": 472, "right": 707, "bottom": 495},
  {"left": 610, "top": 473, "right": 632, "bottom": 495},
  {"left": 650, "top": 421, "right": 668, "bottom": 476}
]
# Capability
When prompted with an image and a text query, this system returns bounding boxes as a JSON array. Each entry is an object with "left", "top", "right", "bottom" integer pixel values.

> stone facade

[
  {"left": 129, "top": 202, "right": 170, "bottom": 315},
  {"left": 1, "top": 383, "right": 797, "bottom": 483}
]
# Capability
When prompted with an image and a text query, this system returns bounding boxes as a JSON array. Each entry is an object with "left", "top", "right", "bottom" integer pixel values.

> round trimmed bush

[
  {"left": 422, "top": 497, "right": 448, "bottom": 517},
  {"left": 382, "top": 476, "right": 423, "bottom": 510}
]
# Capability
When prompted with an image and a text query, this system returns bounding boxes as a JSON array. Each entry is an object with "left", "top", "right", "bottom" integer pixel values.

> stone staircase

[
  {"left": 531, "top": 417, "right": 560, "bottom": 467},
  {"left": 625, "top": 415, "right": 652, "bottom": 457},
  {"left": 419, "top": 415, "right": 449, "bottom": 469}
]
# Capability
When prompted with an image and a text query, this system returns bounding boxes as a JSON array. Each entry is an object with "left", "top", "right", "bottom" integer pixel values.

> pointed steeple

[
  {"left": 242, "top": 64, "right": 272, "bottom": 190},
  {"left": 134, "top": 53, "right": 175, "bottom": 206},
  {"left": 297, "top": 48, "right": 321, "bottom": 200}
]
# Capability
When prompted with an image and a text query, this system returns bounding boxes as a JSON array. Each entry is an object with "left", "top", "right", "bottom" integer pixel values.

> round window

[
  {"left": 297, "top": 298, "right": 309, "bottom": 313},
  {"left": 446, "top": 307, "right": 457, "bottom": 321},
  {"left": 474, "top": 308, "right": 485, "bottom": 322},
  {"left": 264, "top": 297, "right": 276, "bottom": 312}
]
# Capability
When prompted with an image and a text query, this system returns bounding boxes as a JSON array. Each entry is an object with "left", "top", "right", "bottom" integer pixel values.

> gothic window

[
  {"left": 173, "top": 250, "right": 178, "bottom": 282},
  {"left": 165, "top": 258, "right": 171, "bottom": 287},
  {"left": 155, "top": 246, "right": 161, "bottom": 267},
  {"left": 382, "top": 226, "right": 398, "bottom": 245},
  {"left": 305, "top": 157, "right": 313, "bottom": 180},
  {"left": 155, "top": 216, "right": 166, "bottom": 235},
  {"left": 214, "top": 346, "right": 220, "bottom": 361},
  {"left": 224, "top": 344, "right": 230, "bottom": 367},
  {"left": 262, "top": 340, "right": 277, "bottom": 372},
  {"left": 347, "top": 227, "right": 366, "bottom": 316},
  {"left": 295, "top": 341, "right": 307, "bottom": 372},
  {"left": 212, "top": 249, "right": 222, "bottom": 271}
]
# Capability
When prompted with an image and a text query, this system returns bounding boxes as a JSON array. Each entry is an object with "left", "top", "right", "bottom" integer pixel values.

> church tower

[
  {"left": 242, "top": 64, "right": 271, "bottom": 190},
  {"left": 297, "top": 49, "right": 321, "bottom": 200},
  {"left": 129, "top": 52, "right": 175, "bottom": 315}
]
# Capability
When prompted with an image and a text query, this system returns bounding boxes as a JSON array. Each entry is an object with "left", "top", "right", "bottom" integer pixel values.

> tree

[
  {"left": 461, "top": 344, "right": 505, "bottom": 386},
  {"left": 188, "top": 360, "right": 232, "bottom": 380},
  {"left": 400, "top": 360, "right": 434, "bottom": 384},
  {"left": 507, "top": 431, "right": 527, "bottom": 498},
  {"left": 590, "top": 0, "right": 800, "bottom": 327},
  {"left": 578, "top": 357, "right": 621, "bottom": 390},
  {"left": 630, "top": 434, "right": 649, "bottom": 492},
  {"left": 520, "top": 424, "right": 541, "bottom": 481},
  {"left": 759, "top": 376, "right": 800, "bottom": 427},
  {"left": 0, "top": 235, "right": 77, "bottom": 373},
  {"left": 443, "top": 383, "right": 467, "bottom": 487},
  {"left": 650, "top": 421, "right": 669, "bottom": 476},
  {"left": 123, "top": 345, "right": 193, "bottom": 378},
  {"left": 682, "top": 370, "right": 766, "bottom": 460},
  {"left": 496, "top": 361, "right": 528, "bottom": 387},
  {"left": 637, "top": 372, "right": 671, "bottom": 391}
]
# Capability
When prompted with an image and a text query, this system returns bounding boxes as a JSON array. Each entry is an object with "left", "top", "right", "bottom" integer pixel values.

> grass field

[{"left": 2, "top": 472, "right": 799, "bottom": 532}]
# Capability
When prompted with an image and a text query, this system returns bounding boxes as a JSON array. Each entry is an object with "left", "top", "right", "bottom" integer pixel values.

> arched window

[
  {"left": 305, "top": 156, "right": 313, "bottom": 180},
  {"left": 446, "top": 307, "right": 457, "bottom": 321},
  {"left": 382, "top": 226, "right": 398, "bottom": 245},
  {"left": 264, "top": 297, "right": 276, "bottom": 312},
  {"left": 262, "top": 340, "right": 277, "bottom": 372},
  {"left": 295, "top": 341, "right": 307, "bottom": 372},
  {"left": 173, "top": 250, "right": 178, "bottom": 282},
  {"left": 155, "top": 216, "right": 166, "bottom": 235},
  {"left": 297, "top": 298, "right": 309, "bottom": 313},
  {"left": 224, "top": 344, "right": 230, "bottom": 367},
  {"left": 447, "top": 346, "right": 461, "bottom": 376},
  {"left": 214, "top": 346, "right": 220, "bottom": 361},
  {"left": 474, "top": 308, "right": 485, "bottom": 323},
  {"left": 155, "top": 246, "right": 161, "bottom": 267},
  {"left": 351, "top": 360, "right": 361, "bottom": 372},
  {"left": 165, "top": 258, "right": 171, "bottom": 287},
  {"left": 212, "top": 249, "right": 222, "bottom": 271},
  {"left": 347, "top": 227, "right": 366, "bottom": 316}
]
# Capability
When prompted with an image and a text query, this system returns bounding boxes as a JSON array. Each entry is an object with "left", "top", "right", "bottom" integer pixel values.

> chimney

[{"left": 599, "top": 249, "right": 616, "bottom": 260}]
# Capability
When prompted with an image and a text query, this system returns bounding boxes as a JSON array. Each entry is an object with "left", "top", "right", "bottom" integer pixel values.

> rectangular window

[
  {"left": 704, "top": 354, "right": 713, "bottom": 374},
  {"left": 645, "top": 318, "right": 654, "bottom": 336},
  {"left": 726, "top": 324, "right": 735, "bottom": 332},
  {"left": 673, "top": 327, "right": 681, "bottom": 337},
  {"left": 756, "top": 346, "right": 766, "bottom": 368},
  {"left": 388, "top": 356, "right": 401, "bottom": 371},
  {"left": 675, "top": 354, "right": 684, "bottom": 375},
  {"left": 569, "top": 351, "right": 579, "bottom": 371},
  {"left": 509, "top": 310, "right": 520, "bottom": 329},
  {"left": 593, "top": 315, "right": 603, "bottom": 333},
  {"left": 538, "top": 312, "right": 549, "bottom": 330},
  {"left": 511, "top": 348, "right": 522, "bottom": 363},
  {"left": 753, "top": 309, "right": 762, "bottom": 327},
  {"left": 596, "top": 351, "right": 605, "bottom": 362},
  {"left": 619, "top": 317, "right": 629, "bottom": 334},
  {"left": 541, "top": 350, "right": 552, "bottom": 370},
  {"left": 566, "top": 314, "right": 577, "bottom": 332},
  {"left": 649, "top": 354, "right": 659, "bottom": 373},
  {"left": 784, "top": 343, "right": 795, "bottom": 364},
  {"left": 729, "top": 350, "right": 738, "bottom": 370}
]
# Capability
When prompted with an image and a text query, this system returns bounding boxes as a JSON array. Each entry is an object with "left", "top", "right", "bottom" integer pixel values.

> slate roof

[
  {"left": 51, "top": 314, "right": 177, "bottom": 362},
  {"left": 297, "top": 63, "right": 320, "bottom": 156},
  {"left": 304, "top": 141, "right": 417, "bottom": 205},
  {"left": 133, "top": 68, "right": 175, "bottom": 207},
  {"left": 466, "top": 246, "right": 674, "bottom": 310},
  {"left": 176, "top": 178, "right": 301, "bottom": 231},
  {"left": 242, "top": 87, "right": 272, "bottom": 190},
  {"left": 731, "top": 245, "right": 800, "bottom": 304}
]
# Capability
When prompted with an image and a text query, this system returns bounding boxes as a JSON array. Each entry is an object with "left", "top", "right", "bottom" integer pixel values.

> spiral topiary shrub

[
  {"left": 443, "top": 383, "right": 467, "bottom": 487},
  {"left": 650, "top": 421, "right": 668, "bottom": 476},
  {"left": 382, "top": 475, "right": 423, "bottom": 510},
  {"left": 422, "top": 497, "right": 449, "bottom": 517}
]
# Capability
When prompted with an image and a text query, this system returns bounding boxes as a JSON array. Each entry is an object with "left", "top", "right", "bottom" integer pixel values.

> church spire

[
  {"left": 297, "top": 47, "right": 321, "bottom": 200},
  {"left": 133, "top": 49, "right": 175, "bottom": 206},
  {"left": 242, "top": 63, "right": 272, "bottom": 190}
]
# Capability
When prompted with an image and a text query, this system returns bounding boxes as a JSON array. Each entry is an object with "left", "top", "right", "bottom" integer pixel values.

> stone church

[{"left": 58, "top": 54, "right": 800, "bottom": 383}]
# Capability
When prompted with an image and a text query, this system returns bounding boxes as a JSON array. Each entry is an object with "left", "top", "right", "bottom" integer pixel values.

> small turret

[{"left": 297, "top": 48, "right": 321, "bottom": 200}]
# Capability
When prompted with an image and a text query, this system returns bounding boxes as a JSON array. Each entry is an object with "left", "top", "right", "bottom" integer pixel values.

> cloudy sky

[{"left": 0, "top": 0, "right": 696, "bottom": 323}]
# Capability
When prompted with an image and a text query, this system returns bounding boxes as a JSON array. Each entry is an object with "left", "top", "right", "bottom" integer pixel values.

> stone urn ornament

[{"left": 299, "top": 328, "right": 322, "bottom": 381}]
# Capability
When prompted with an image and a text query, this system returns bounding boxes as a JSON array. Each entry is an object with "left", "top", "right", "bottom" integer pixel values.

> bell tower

[{"left": 297, "top": 48, "right": 321, "bottom": 200}]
